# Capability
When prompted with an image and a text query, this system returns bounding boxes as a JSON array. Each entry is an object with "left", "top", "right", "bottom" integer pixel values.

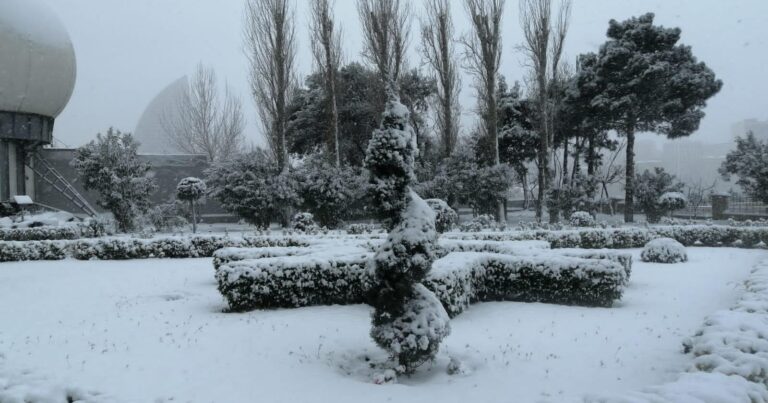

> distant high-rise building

[{"left": 731, "top": 119, "right": 768, "bottom": 141}]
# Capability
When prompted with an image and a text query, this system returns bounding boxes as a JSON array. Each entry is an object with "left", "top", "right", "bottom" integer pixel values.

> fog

[{"left": 40, "top": 0, "right": 768, "bottom": 150}]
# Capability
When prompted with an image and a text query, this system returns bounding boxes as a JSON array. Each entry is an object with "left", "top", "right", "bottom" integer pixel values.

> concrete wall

[{"left": 34, "top": 149, "right": 230, "bottom": 220}]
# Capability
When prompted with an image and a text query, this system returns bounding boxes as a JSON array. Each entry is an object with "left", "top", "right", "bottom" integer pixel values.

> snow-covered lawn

[{"left": 0, "top": 248, "right": 764, "bottom": 402}]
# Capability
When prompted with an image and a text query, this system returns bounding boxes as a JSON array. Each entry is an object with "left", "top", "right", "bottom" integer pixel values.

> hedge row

[
  {"left": 216, "top": 253, "right": 373, "bottom": 311},
  {"left": 446, "top": 225, "right": 768, "bottom": 249},
  {"left": 587, "top": 259, "right": 768, "bottom": 402},
  {"left": 0, "top": 224, "right": 102, "bottom": 242},
  {"left": 216, "top": 250, "right": 627, "bottom": 316},
  {"left": 428, "top": 253, "right": 627, "bottom": 316},
  {"left": 0, "top": 235, "right": 307, "bottom": 262}
]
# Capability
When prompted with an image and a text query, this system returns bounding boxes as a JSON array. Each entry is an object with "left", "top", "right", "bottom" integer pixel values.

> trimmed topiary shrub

[
  {"left": 364, "top": 87, "right": 449, "bottom": 374},
  {"left": 426, "top": 199, "right": 459, "bottom": 233},
  {"left": 290, "top": 212, "right": 319, "bottom": 233},
  {"left": 641, "top": 238, "right": 688, "bottom": 263}
]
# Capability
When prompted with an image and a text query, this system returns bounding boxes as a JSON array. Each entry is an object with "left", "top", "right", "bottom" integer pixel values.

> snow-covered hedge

[
  {"left": 641, "top": 238, "right": 688, "bottom": 263},
  {"left": 216, "top": 253, "right": 374, "bottom": 311},
  {"left": 70, "top": 235, "right": 306, "bottom": 260},
  {"left": 587, "top": 259, "right": 768, "bottom": 402},
  {"left": 216, "top": 250, "right": 627, "bottom": 316},
  {"left": 0, "top": 224, "right": 102, "bottom": 242},
  {"left": 0, "top": 235, "right": 307, "bottom": 262},
  {"left": 428, "top": 253, "right": 627, "bottom": 316},
  {"left": 0, "top": 240, "right": 68, "bottom": 262},
  {"left": 346, "top": 223, "right": 376, "bottom": 235},
  {"left": 446, "top": 225, "right": 768, "bottom": 250}
]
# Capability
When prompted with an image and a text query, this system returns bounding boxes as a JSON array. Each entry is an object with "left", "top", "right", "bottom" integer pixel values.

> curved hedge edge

[
  {"left": 443, "top": 225, "right": 768, "bottom": 250},
  {"left": 215, "top": 250, "right": 627, "bottom": 316},
  {"left": 584, "top": 258, "right": 768, "bottom": 403}
]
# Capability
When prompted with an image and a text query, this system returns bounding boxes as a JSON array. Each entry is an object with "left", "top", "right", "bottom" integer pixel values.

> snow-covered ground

[{"left": 0, "top": 248, "right": 764, "bottom": 402}]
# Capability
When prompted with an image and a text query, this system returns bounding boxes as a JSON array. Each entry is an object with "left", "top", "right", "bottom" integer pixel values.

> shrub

[
  {"left": 459, "top": 214, "right": 499, "bottom": 232},
  {"left": 635, "top": 168, "right": 684, "bottom": 223},
  {"left": 290, "top": 212, "right": 319, "bottom": 233},
  {"left": 297, "top": 153, "right": 366, "bottom": 228},
  {"left": 641, "top": 238, "right": 688, "bottom": 263},
  {"left": 346, "top": 223, "right": 376, "bottom": 235},
  {"left": 72, "top": 128, "right": 157, "bottom": 232},
  {"left": 0, "top": 225, "right": 99, "bottom": 242},
  {"left": 658, "top": 192, "right": 687, "bottom": 213},
  {"left": 206, "top": 150, "right": 300, "bottom": 228},
  {"left": 570, "top": 211, "right": 596, "bottom": 227},
  {"left": 426, "top": 199, "right": 458, "bottom": 233}
]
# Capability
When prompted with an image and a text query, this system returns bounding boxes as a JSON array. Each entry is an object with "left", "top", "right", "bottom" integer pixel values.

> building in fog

[{"left": 732, "top": 119, "right": 768, "bottom": 141}]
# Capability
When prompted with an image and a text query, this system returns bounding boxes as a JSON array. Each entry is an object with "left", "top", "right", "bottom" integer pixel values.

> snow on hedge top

[{"left": 641, "top": 237, "right": 688, "bottom": 263}]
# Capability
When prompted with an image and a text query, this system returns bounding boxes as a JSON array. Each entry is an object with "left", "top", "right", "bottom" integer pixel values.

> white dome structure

[
  {"left": 0, "top": 0, "right": 76, "bottom": 119},
  {"left": 0, "top": 0, "right": 77, "bottom": 204}
]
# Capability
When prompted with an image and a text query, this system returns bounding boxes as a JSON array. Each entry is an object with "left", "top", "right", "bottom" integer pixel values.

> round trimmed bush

[
  {"left": 425, "top": 199, "right": 458, "bottom": 233},
  {"left": 290, "top": 212, "right": 318, "bottom": 233},
  {"left": 570, "top": 211, "right": 596, "bottom": 227},
  {"left": 641, "top": 238, "right": 688, "bottom": 263}
]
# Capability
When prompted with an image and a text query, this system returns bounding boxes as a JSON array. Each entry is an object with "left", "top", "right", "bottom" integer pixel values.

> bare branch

[
  {"left": 160, "top": 63, "right": 245, "bottom": 162},
  {"left": 420, "top": 0, "right": 460, "bottom": 157},
  {"left": 310, "top": 0, "right": 342, "bottom": 166},
  {"left": 357, "top": 0, "right": 411, "bottom": 88},
  {"left": 244, "top": 0, "right": 297, "bottom": 171}
]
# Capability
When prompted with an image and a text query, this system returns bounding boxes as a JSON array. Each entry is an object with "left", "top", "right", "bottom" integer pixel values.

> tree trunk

[
  {"left": 586, "top": 136, "right": 596, "bottom": 176},
  {"left": 521, "top": 171, "right": 529, "bottom": 210},
  {"left": 624, "top": 126, "right": 636, "bottom": 223},
  {"left": 190, "top": 200, "right": 197, "bottom": 234},
  {"left": 562, "top": 139, "right": 569, "bottom": 184}
]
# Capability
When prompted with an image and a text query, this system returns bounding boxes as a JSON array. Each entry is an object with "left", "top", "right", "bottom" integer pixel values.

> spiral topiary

[{"left": 365, "top": 87, "right": 450, "bottom": 374}]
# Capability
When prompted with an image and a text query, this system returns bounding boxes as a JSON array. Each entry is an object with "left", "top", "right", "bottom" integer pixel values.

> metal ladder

[{"left": 25, "top": 151, "right": 98, "bottom": 217}]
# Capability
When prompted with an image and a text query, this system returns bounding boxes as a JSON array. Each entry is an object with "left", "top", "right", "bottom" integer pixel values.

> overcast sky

[{"left": 39, "top": 0, "right": 768, "bottom": 149}]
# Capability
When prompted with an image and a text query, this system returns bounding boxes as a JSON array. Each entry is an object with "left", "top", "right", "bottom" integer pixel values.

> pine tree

[{"left": 577, "top": 13, "right": 722, "bottom": 222}]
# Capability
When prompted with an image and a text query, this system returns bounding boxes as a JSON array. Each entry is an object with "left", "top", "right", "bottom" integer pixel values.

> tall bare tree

[
  {"left": 461, "top": 0, "right": 505, "bottom": 221},
  {"left": 357, "top": 0, "right": 410, "bottom": 87},
  {"left": 161, "top": 63, "right": 245, "bottom": 163},
  {"left": 244, "top": 0, "right": 297, "bottom": 171},
  {"left": 421, "top": 0, "right": 460, "bottom": 158},
  {"left": 310, "top": 0, "right": 343, "bottom": 167},
  {"left": 519, "top": 0, "right": 571, "bottom": 222}
]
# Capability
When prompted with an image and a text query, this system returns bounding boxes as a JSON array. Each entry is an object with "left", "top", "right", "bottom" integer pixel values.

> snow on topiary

[
  {"left": 290, "top": 212, "right": 318, "bottom": 233},
  {"left": 641, "top": 237, "right": 688, "bottom": 263},
  {"left": 176, "top": 177, "right": 207, "bottom": 233},
  {"left": 365, "top": 87, "right": 449, "bottom": 374},
  {"left": 570, "top": 211, "right": 596, "bottom": 227},
  {"left": 658, "top": 191, "right": 687, "bottom": 212},
  {"left": 426, "top": 199, "right": 458, "bottom": 233}
]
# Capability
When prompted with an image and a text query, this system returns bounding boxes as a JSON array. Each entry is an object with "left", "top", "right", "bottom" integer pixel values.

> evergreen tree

[
  {"left": 365, "top": 88, "right": 450, "bottom": 375},
  {"left": 720, "top": 132, "right": 768, "bottom": 203},
  {"left": 72, "top": 128, "right": 157, "bottom": 233},
  {"left": 578, "top": 13, "right": 721, "bottom": 222}
]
